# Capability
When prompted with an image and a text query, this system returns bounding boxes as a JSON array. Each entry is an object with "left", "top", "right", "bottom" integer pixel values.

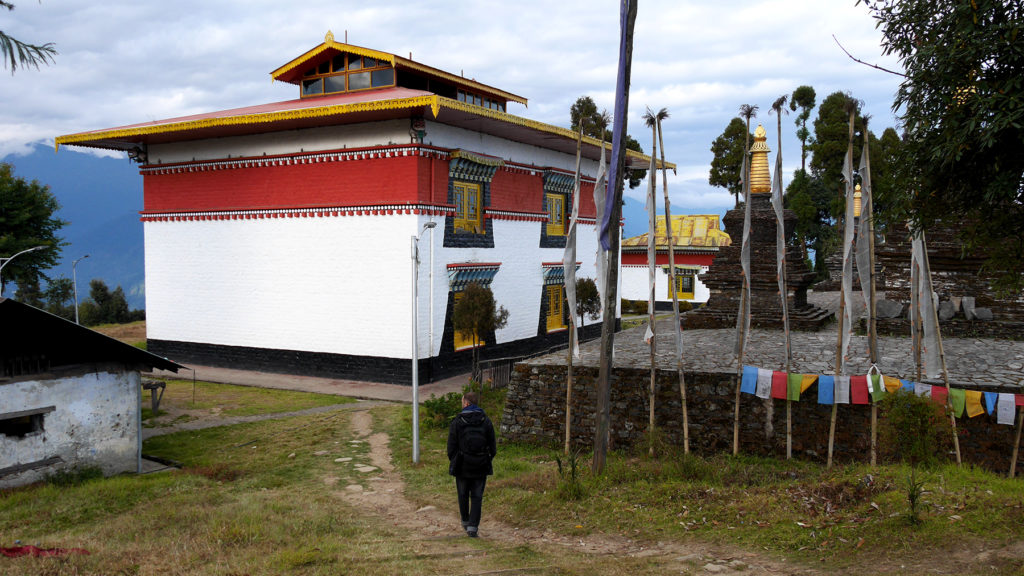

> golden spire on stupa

[
  {"left": 748, "top": 124, "right": 772, "bottom": 194},
  {"left": 854, "top": 184, "right": 863, "bottom": 218}
]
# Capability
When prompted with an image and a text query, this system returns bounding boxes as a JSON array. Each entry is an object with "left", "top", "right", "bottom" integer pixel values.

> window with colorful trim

[
  {"left": 453, "top": 181, "right": 483, "bottom": 234},
  {"left": 457, "top": 89, "right": 506, "bottom": 112},
  {"left": 672, "top": 270, "right": 696, "bottom": 301},
  {"left": 300, "top": 52, "right": 396, "bottom": 97},
  {"left": 545, "top": 284, "right": 567, "bottom": 332},
  {"left": 544, "top": 193, "right": 566, "bottom": 236}
]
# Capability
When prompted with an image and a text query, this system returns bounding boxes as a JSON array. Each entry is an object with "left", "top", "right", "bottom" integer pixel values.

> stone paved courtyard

[{"left": 530, "top": 291, "right": 1024, "bottom": 389}]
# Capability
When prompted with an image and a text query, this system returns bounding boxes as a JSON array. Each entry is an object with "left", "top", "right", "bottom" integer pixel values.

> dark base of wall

[
  {"left": 501, "top": 363, "right": 1022, "bottom": 474},
  {"left": 148, "top": 320, "right": 612, "bottom": 386},
  {"left": 872, "top": 318, "right": 1024, "bottom": 340}
]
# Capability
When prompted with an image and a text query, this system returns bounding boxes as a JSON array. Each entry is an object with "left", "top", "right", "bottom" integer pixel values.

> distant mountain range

[{"left": 2, "top": 146, "right": 145, "bottom": 309}]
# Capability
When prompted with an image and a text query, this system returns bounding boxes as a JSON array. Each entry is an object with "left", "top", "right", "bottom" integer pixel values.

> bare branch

[{"left": 833, "top": 34, "right": 906, "bottom": 78}]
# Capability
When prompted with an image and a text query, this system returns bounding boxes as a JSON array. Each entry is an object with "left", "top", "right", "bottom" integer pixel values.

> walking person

[{"left": 447, "top": 390, "right": 497, "bottom": 538}]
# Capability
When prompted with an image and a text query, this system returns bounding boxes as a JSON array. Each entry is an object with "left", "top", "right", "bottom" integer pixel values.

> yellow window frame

[
  {"left": 546, "top": 284, "right": 567, "bottom": 332},
  {"left": 453, "top": 291, "right": 485, "bottom": 350},
  {"left": 672, "top": 270, "right": 695, "bottom": 301},
  {"left": 453, "top": 181, "right": 483, "bottom": 234},
  {"left": 545, "top": 193, "right": 565, "bottom": 236}
]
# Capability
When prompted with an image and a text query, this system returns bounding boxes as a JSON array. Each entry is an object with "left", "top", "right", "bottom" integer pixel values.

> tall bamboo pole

[
  {"left": 920, "top": 233, "right": 962, "bottom": 465},
  {"left": 593, "top": 0, "right": 636, "bottom": 476},
  {"left": 732, "top": 105, "right": 756, "bottom": 456},
  {"left": 655, "top": 112, "right": 689, "bottom": 454},
  {"left": 1011, "top": 406, "right": 1022, "bottom": 478},
  {"left": 827, "top": 288, "right": 844, "bottom": 470},
  {"left": 772, "top": 98, "right": 793, "bottom": 461},
  {"left": 564, "top": 125, "right": 584, "bottom": 456},
  {"left": 863, "top": 123, "right": 879, "bottom": 467},
  {"left": 646, "top": 122, "right": 658, "bottom": 457}
]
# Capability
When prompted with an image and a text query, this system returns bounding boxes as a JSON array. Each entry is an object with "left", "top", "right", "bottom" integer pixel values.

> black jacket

[{"left": 447, "top": 405, "right": 497, "bottom": 478}]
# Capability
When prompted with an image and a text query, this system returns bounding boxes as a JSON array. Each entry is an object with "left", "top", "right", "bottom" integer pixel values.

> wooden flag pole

[
  {"left": 646, "top": 117, "right": 658, "bottom": 457},
  {"left": 565, "top": 317, "right": 574, "bottom": 455},
  {"left": 921, "top": 233, "right": 961, "bottom": 465},
  {"left": 827, "top": 287, "right": 845, "bottom": 469},
  {"left": 863, "top": 124, "right": 879, "bottom": 468},
  {"left": 654, "top": 112, "right": 689, "bottom": 454},
  {"left": 1011, "top": 406, "right": 1022, "bottom": 478}
]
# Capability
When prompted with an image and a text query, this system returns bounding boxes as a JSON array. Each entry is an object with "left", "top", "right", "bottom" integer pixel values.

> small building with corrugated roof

[{"left": 621, "top": 214, "right": 731, "bottom": 307}]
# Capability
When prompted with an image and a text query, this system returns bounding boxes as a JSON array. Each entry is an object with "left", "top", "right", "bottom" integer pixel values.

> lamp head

[{"left": 423, "top": 221, "right": 437, "bottom": 230}]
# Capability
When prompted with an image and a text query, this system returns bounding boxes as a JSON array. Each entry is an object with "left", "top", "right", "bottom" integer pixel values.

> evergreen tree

[
  {"left": 0, "top": 163, "right": 65, "bottom": 294},
  {"left": 0, "top": 2, "right": 57, "bottom": 73},
  {"left": 569, "top": 95, "right": 645, "bottom": 189},
  {"left": 453, "top": 282, "right": 509, "bottom": 384},
  {"left": 789, "top": 85, "right": 816, "bottom": 172},
  {"left": 708, "top": 118, "right": 751, "bottom": 209}
]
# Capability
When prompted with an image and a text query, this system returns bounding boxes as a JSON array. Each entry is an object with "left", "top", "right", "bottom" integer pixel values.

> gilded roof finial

[
  {"left": 749, "top": 124, "right": 772, "bottom": 194},
  {"left": 854, "top": 183, "right": 862, "bottom": 218},
  {"left": 325, "top": 30, "right": 335, "bottom": 44}
]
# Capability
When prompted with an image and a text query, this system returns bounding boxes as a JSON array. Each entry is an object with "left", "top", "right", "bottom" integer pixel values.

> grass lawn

[
  {"left": 390, "top": 387, "right": 1024, "bottom": 574},
  {"left": 3, "top": 382, "right": 1022, "bottom": 575},
  {"left": 141, "top": 379, "right": 354, "bottom": 425}
]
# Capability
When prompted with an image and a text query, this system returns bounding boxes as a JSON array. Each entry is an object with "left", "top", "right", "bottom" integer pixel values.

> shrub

[
  {"left": 878, "top": 389, "right": 953, "bottom": 468},
  {"left": 422, "top": 391, "right": 463, "bottom": 429},
  {"left": 555, "top": 450, "right": 585, "bottom": 501}
]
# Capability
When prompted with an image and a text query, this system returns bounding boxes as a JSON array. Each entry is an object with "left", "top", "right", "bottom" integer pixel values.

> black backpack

[{"left": 459, "top": 415, "right": 490, "bottom": 469}]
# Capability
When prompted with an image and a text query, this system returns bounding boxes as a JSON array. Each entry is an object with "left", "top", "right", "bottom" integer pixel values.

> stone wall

[{"left": 501, "top": 362, "right": 1023, "bottom": 474}]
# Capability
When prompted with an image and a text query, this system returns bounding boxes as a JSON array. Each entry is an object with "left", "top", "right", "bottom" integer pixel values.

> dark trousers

[{"left": 455, "top": 476, "right": 487, "bottom": 530}]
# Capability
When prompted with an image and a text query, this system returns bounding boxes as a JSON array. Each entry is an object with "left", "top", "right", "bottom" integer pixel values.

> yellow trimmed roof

[
  {"left": 271, "top": 33, "right": 528, "bottom": 106},
  {"left": 622, "top": 215, "right": 731, "bottom": 249}
]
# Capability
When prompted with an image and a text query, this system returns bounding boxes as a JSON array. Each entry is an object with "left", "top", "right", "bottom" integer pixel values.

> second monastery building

[{"left": 57, "top": 33, "right": 664, "bottom": 384}]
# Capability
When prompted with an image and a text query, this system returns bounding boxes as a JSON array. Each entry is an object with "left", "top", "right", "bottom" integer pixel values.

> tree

[
  {"left": 785, "top": 169, "right": 837, "bottom": 278},
  {"left": 569, "top": 95, "right": 645, "bottom": 189},
  {"left": 0, "top": 163, "right": 65, "bottom": 294},
  {"left": 453, "top": 282, "right": 509, "bottom": 384},
  {"left": 43, "top": 276, "right": 74, "bottom": 320},
  {"left": 1, "top": 2, "right": 57, "bottom": 73},
  {"left": 863, "top": 0, "right": 1024, "bottom": 291},
  {"left": 13, "top": 275, "right": 43, "bottom": 307},
  {"left": 709, "top": 118, "right": 751, "bottom": 208},
  {"left": 79, "top": 278, "right": 130, "bottom": 326},
  {"left": 809, "top": 91, "right": 863, "bottom": 204},
  {"left": 789, "top": 85, "right": 817, "bottom": 172},
  {"left": 575, "top": 277, "right": 601, "bottom": 323}
]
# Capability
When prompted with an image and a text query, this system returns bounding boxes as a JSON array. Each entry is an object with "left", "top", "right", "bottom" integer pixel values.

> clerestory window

[{"left": 301, "top": 52, "right": 396, "bottom": 97}]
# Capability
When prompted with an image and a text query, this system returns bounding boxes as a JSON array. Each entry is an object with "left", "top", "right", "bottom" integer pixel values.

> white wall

[
  {"left": 621, "top": 264, "right": 710, "bottom": 305},
  {"left": 0, "top": 371, "right": 140, "bottom": 489},
  {"left": 148, "top": 120, "right": 412, "bottom": 164}
]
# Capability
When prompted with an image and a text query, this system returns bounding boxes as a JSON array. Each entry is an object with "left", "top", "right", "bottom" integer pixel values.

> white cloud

[{"left": 1, "top": 0, "right": 905, "bottom": 223}]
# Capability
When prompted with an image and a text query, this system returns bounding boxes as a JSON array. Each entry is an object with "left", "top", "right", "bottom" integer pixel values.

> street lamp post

[
  {"left": 72, "top": 254, "right": 90, "bottom": 324},
  {"left": 411, "top": 220, "right": 437, "bottom": 464},
  {"left": 0, "top": 245, "right": 46, "bottom": 297}
]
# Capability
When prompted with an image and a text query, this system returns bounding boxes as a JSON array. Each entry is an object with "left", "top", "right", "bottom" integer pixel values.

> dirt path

[{"left": 337, "top": 408, "right": 819, "bottom": 575}]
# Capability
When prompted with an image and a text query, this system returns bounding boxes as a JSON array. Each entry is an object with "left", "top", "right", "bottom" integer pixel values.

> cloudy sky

[{"left": 0, "top": 0, "right": 904, "bottom": 215}]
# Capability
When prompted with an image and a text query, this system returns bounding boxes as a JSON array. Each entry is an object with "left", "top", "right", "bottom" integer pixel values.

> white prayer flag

[
  {"left": 855, "top": 145, "right": 873, "bottom": 309},
  {"left": 839, "top": 144, "right": 856, "bottom": 373},
  {"left": 646, "top": 146, "right": 657, "bottom": 335},
  {"left": 734, "top": 154, "right": 752, "bottom": 358},
  {"left": 593, "top": 143, "right": 608, "bottom": 310},
  {"left": 912, "top": 233, "right": 942, "bottom": 379},
  {"left": 771, "top": 146, "right": 790, "bottom": 355},
  {"left": 998, "top": 393, "right": 1017, "bottom": 426},
  {"left": 914, "top": 382, "right": 932, "bottom": 397},
  {"left": 756, "top": 367, "right": 773, "bottom": 399},
  {"left": 562, "top": 132, "right": 584, "bottom": 358},
  {"left": 835, "top": 375, "right": 851, "bottom": 404}
]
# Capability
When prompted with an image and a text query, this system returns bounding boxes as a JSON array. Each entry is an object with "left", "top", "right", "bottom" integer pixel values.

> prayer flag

[
  {"left": 997, "top": 393, "right": 1016, "bottom": 425},
  {"left": 835, "top": 375, "right": 851, "bottom": 404},
  {"left": 850, "top": 375, "right": 870, "bottom": 405},
  {"left": 911, "top": 233, "right": 941, "bottom": 379},
  {"left": 965, "top": 390, "right": 985, "bottom": 417},
  {"left": 771, "top": 371, "right": 787, "bottom": 400},
  {"left": 962, "top": 387, "right": 987, "bottom": 414},
  {"left": 901, "top": 379, "right": 914, "bottom": 392},
  {"left": 755, "top": 368, "right": 772, "bottom": 399},
  {"left": 645, "top": 148, "right": 657, "bottom": 342},
  {"left": 787, "top": 373, "right": 802, "bottom": 401},
  {"left": 984, "top": 392, "right": 998, "bottom": 414},
  {"left": 883, "top": 375, "right": 902, "bottom": 394},
  {"left": 948, "top": 388, "right": 966, "bottom": 418},
  {"left": 801, "top": 374, "right": 817, "bottom": 394},
  {"left": 856, "top": 145, "right": 874, "bottom": 309},
  {"left": 914, "top": 382, "right": 931, "bottom": 397},
  {"left": 818, "top": 375, "right": 835, "bottom": 405},
  {"left": 563, "top": 128, "right": 585, "bottom": 359},
  {"left": 598, "top": 0, "right": 632, "bottom": 250},
  {"left": 771, "top": 144, "right": 790, "bottom": 359},
  {"left": 1017, "top": 394, "right": 1024, "bottom": 407},
  {"left": 839, "top": 140, "right": 856, "bottom": 372},
  {"left": 741, "top": 365, "right": 758, "bottom": 395},
  {"left": 869, "top": 374, "right": 886, "bottom": 402},
  {"left": 931, "top": 385, "right": 948, "bottom": 405},
  {"left": 734, "top": 153, "right": 752, "bottom": 359},
  {"left": 593, "top": 140, "right": 608, "bottom": 293}
]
